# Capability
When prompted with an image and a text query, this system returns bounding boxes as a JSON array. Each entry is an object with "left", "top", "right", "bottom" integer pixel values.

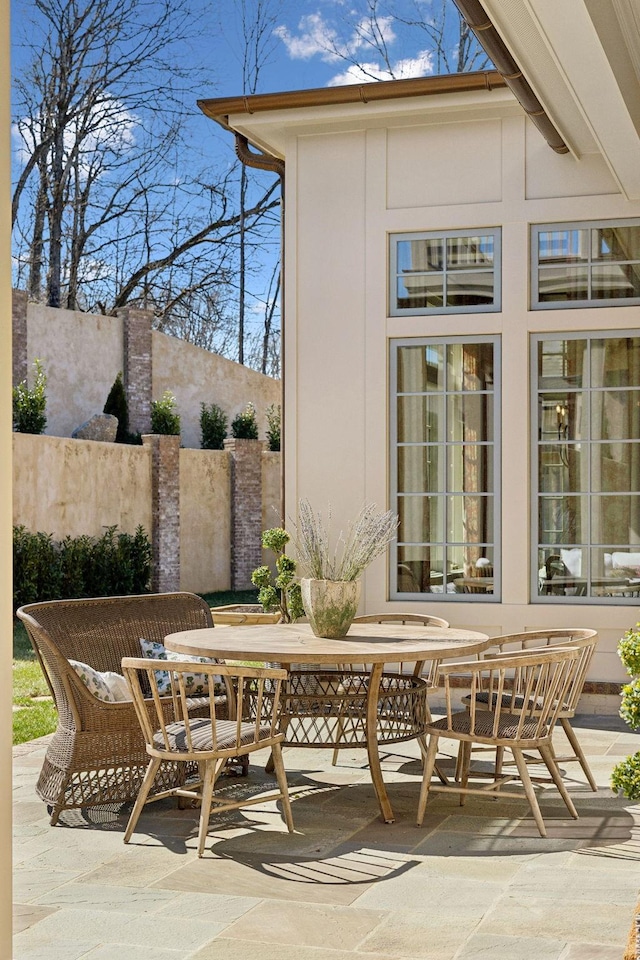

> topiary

[
  {"left": 611, "top": 623, "right": 640, "bottom": 799},
  {"left": 251, "top": 527, "right": 303, "bottom": 623},
  {"left": 103, "top": 372, "right": 129, "bottom": 443}
]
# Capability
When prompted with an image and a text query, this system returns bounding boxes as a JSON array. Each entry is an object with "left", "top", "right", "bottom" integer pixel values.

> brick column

[
  {"left": 12, "top": 289, "right": 28, "bottom": 387},
  {"left": 224, "top": 438, "right": 264, "bottom": 590},
  {"left": 119, "top": 306, "right": 152, "bottom": 435},
  {"left": 143, "top": 434, "right": 180, "bottom": 592}
]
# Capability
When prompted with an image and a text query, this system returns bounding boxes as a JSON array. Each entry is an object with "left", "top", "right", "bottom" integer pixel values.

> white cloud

[
  {"left": 12, "top": 96, "right": 138, "bottom": 177},
  {"left": 274, "top": 14, "right": 341, "bottom": 62},
  {"left": 328, "top": 50, "right": 433, "bottom": 86}
]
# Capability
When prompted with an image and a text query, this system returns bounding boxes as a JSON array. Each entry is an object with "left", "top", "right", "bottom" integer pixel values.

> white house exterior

[{"left": 199, "top": 1, "right": 640, "bottom": 690}]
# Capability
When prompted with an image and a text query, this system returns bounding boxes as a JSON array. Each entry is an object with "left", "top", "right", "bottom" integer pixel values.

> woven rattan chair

[
  {"left": 330, "top": 613, "right": 450, "bottom": 766},
  {"left": 122, "top": 659, "right": 294, "bottom": 857},
  {"left": 417, "top": 646, "right": 582, "bottom": 837},
  {"left": 17, "top": 592, "right": 232, "bottom": 824},
  {"left": 462, "top": 629, "right": 599, "bottom": 790}
]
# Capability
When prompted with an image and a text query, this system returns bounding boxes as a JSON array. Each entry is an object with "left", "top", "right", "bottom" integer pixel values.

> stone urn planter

[{"left": 300, "top": 578, "right": 361, "bottom": 639}]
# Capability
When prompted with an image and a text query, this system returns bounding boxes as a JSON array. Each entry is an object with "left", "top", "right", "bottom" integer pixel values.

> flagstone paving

[{"left": 12, "top": 716, "right": 640, "bottom": 959}]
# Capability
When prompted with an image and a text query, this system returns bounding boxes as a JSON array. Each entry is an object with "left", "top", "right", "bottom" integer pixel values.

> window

[
  {"left": 533, "top": 332, "right": 640, "bottom": 602},
  {"left": 391, "top": 337, "right": 500, "bottom": 600},
  {"left": 390, "top": 229, "right": 501, "bottom": 316},
  {"left": 532, "top": 220, "right": 640, "bottom": 309}
]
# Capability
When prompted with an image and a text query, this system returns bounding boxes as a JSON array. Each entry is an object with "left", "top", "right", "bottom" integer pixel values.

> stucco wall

[
  {"left": 282, "top": 103, "right": 640, "bottom": 688},
  {"left": 27, "top": 304, "right": 123, "bottom": 439},
  {"left": 179, "top": 449, "right": 231, "bottom": 593},
  {"left": 13, "top": 433, "right": 152, "bottom": 540},
  {"left": 153, "top": 330, "right": 281, "bottom": 449},
  {"left": 23, "top": 302, "right": 280, "bottom": 449},
  {"left": 14, "top": 435, "right": 281, "bottom": 593}
]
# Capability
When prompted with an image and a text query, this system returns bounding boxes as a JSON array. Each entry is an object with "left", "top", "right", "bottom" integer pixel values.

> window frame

[
  {"left": 390, "top": 335, "right": 501, "bottom": 602},
  {"left": 389, "top": 228, "right": 502, "bottom": 317},
  {"left": 530, "top": 329, "right": 640, "bottom": 605},
  {"left": 531, "top": 218, "right": 640, "bottom": 310}
]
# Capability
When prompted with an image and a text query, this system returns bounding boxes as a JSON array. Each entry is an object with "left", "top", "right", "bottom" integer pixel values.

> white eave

[{"left": 479, "top": 0, "right": 640, "bottom": 199}]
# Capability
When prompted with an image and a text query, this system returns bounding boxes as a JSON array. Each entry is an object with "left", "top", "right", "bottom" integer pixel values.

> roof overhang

[
  {"left": 469, "top": 0, "right": 640, "bottom": 199},
  {"left": 198, "top": 70, "right": 519, "bottom": 160}
]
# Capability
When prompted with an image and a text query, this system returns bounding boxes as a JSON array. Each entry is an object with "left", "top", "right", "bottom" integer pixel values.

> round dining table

[{"left": 165, "top": 621, "right": 491, "bottom": 822}]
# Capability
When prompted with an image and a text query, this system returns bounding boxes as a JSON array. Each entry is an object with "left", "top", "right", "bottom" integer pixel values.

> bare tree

[{"left": 11, "top": 0, "right": 280, "bottom": 360}]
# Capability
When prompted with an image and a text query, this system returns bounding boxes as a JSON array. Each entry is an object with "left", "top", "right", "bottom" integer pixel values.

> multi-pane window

[
  {"left": 391, "top": 338, "right": 499, "bottom": 600},
  {"left": 532, "top": 220, "right": 640, "bottom": 309},
  {"left": 533, "top": 333, "right": 640, "bottom": 602},
  {"left": 390, "top": 229, "right": 501, "bottom": 316}
]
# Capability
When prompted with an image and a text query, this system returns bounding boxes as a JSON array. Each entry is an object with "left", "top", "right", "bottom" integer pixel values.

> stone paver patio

[{"left": 12, "top": 715, "right": 640, "bottom": 959}]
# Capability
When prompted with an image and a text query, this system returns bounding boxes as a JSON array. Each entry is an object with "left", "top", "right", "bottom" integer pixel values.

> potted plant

[
  {"left": 611, "top": 623, "right": 640, "bottom": 800},
  {"left": 251, "top": 527, "right": 304, "bottom": 623},
  {"left": 293, "top": 500, "right": 399, "bottom": 639}
]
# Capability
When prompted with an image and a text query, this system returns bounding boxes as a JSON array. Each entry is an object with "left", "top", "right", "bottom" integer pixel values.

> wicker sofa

[{"left": 17, "top": 592, "right": 231, "bottom": 825}]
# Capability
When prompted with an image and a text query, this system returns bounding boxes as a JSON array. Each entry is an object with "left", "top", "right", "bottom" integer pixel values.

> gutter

[{"left": 452, "top": 0, "right": 569, "bottom": 153}]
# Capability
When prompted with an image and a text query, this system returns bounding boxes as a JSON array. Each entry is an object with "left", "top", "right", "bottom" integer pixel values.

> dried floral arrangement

[{"left": 293, "top": 499, "right": 399, "bottom": 582}]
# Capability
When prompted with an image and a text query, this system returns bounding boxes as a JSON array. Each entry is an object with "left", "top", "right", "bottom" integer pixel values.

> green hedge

[{"left": 13, "top": 524, "right": 152, "bottom": 609}]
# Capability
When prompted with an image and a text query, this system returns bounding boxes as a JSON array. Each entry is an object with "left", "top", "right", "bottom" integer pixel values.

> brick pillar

[
  {"left": 120, "top": 306, "right": 152, "bottom": 435},
  {"left": 12, "top": 289, "right": 28, "bottom": 387},
  {"left": 224, "top": 438, "right": 264, "bottom": 590},
  {"left": 143, "top": 434, "right": 180, "bottom": 592}
]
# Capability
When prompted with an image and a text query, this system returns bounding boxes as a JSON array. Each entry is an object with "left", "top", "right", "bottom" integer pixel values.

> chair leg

[
  {"left": 124, "top": 757, "right": 162, "bottom": 844},
  {"left": 459, "top": 741, "right": 471, "bottom": 806},
  {"left": 270, "top": 741, "right": 294, "bottom": 833},
  {"left": 197, "top": 760, "right": 217, "bottom": 858},
  {"left": 559, "top": 717, "right": 598, "bottom": 791},
  {"left": 494, "top": 746, "right": 505, "bottom": 785},
  {"left": 539, "top": 742, "right": 578, "bottom": 820},
  {"left": 331, "top": 715, "right": 347, "bottom": 766},
  {"left": 511, "top": 747, "right": 546, "bottom": 837},
  {"left": 416, "top": 734, "right": 440, "bottom": 826}
]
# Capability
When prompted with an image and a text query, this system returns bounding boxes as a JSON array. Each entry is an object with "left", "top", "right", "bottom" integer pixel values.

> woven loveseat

[{"left": 17, "top": 592, "right": 231, "bottom": 825}]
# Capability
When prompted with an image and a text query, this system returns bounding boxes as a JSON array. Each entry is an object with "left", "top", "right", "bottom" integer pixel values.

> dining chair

[
  {"left": 122, "top": 658, "right": 294, "bottom": 857},
  {"left": 462, "top": 629, "right": 599, "bottom": 790},
  {"left": 417, "top": 646, "right": 582, "bottom": 837},
  {"left": 330, "top": 613, "right": 450, "bottom": 766}
]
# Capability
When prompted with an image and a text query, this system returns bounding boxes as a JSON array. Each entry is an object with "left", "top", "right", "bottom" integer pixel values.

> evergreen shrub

[
  {"left": 266, "top": 403, "right": 281, "bottom": 451},
  {"left": 231, "top": 401, "right": 258, "bottom": 439},
  {"left": 13, "top": 524, "right": 152, "bottom": 609},
  {"left": 200, "top": 402, "right": 228, "bottom": 449},
  {"left": 151, "top": 391, "right": 181, "bottom": 435},
  {"left": 13, "top": 358, "right": 47, "bottom": 434}
]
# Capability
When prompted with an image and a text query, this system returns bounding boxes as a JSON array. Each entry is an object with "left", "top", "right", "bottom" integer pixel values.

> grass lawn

[{"left": 12, "top": 589, "right": 260, "bottom": 746}]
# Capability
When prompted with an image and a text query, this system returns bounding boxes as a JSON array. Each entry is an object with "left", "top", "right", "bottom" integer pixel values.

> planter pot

[
  {"left": 300, "top": 578, "right": 361, "bottom": 639},
  {"left": 210, "top": 604, "right": 281, "bottom": 626}
]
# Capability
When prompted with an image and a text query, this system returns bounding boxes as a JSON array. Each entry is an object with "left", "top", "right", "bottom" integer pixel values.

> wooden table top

[{"left": 165, "top": 622, "right": 491, "bottom": 664}]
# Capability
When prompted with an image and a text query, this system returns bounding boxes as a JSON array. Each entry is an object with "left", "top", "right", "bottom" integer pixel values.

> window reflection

[
  {"left": 536, "top": 334, "right": 640, "bottom": 601},
  {"left": 395, "top": 340, "right": 496, "bottom": 597}
]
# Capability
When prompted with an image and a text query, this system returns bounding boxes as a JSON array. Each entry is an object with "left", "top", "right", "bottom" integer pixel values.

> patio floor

[{"left": 12, "top": 714, "right": 640, "bottom": 960}]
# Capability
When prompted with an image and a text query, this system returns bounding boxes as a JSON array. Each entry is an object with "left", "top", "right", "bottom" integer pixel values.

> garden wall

[
  {"left": 14, "top": 294, "right": 280, "bottom": 448},
  {"left": 13, "top": 433, "right": 281, "bottom": 593}
]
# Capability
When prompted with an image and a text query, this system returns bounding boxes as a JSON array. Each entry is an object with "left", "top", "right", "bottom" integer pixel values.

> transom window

[
  {"left": 391, "top": 337, "right": 500, "bottom": 600},
  {"left": 532, "top": 220, "right": 640, "bottom": 309},
  {"left": 533, "top": 332, "right": 640, "bottom": 603},
  {"left": 390, "top": 229, "right": 501, "bottom": 316}
]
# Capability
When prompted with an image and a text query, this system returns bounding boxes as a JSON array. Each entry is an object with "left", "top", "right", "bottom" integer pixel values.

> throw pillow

[
  {"left": 69, "top": 660, "right": 131, "bottom": 702},
  {"left": 139, "top": 638, "right": 217, "bottom": 696}
]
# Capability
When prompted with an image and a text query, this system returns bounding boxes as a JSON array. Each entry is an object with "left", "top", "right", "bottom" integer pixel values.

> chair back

[
  {"left": 483, "top": 629, "right": 598, "bottom": 716},
  {"left": 352, "top": 613, "right": 450, "bottom": 681},
  {"left": 122, "top": 658, "right": 288, "bottom": 760},
  {"left": 17, "top": 593, "right": 218, "bottom": 721},
  {"left": 439, "top": 646, "right": 581, "bottom": 743},
  {"left": 353, "top": 613, "right": 450, "bottom": 628}
]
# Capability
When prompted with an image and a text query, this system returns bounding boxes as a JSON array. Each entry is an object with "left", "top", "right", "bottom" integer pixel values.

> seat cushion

[
  {"left": 152, "top": 718, "right": 274, "bottom": 753},
  {"left": 427, "top": 709, "right": 542, "bottom": 741}
]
